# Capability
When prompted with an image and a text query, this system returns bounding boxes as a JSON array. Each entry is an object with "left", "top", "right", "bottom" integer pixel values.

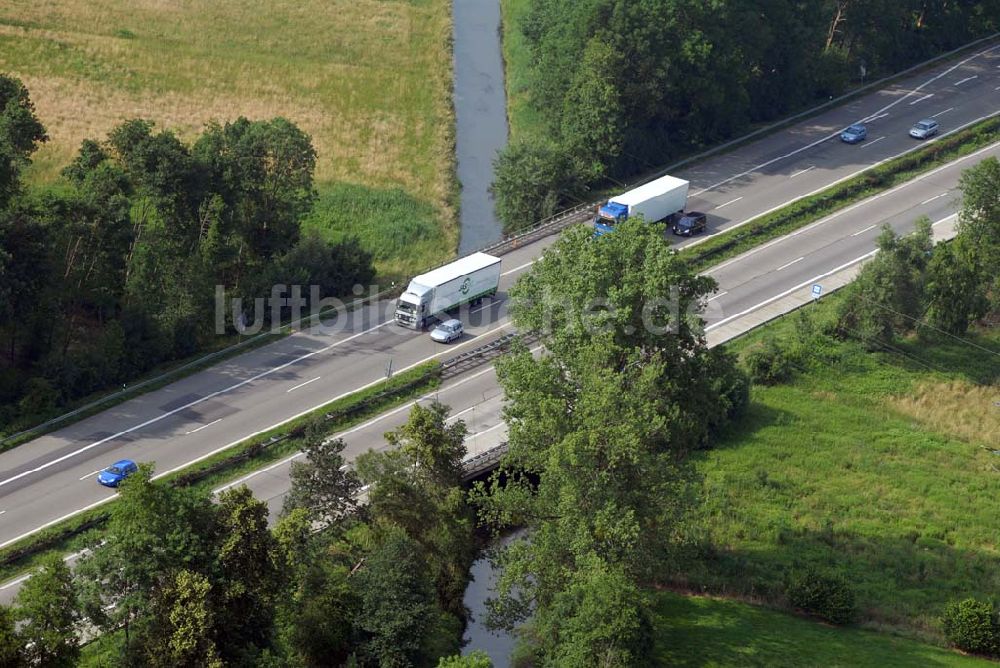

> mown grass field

[
  {"left": 653, "top": 591, "right": 992, "bottom": 667},
  {"left": 679, "top": 295, "right": 1000, "bottom": 643},
  {"left": 0, "top": 0, "right": 456, "bottom": 278}
]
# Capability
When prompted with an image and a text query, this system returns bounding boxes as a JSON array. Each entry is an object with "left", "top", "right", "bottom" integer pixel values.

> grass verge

[
  {"left": 680, "top": 116, "right": 1000, "bottom": 272},
  {"left": 675, "top": 290, "right": 1000, "bottom": 642},
  {"left": 0, "top": 362, "right": 441, "bottom": 584},
  {"left": 499, "top": 0, "right": 547, "bottom": 142},
  {"left": 653, "top": 590, "right": 992, "bottom": 667}
]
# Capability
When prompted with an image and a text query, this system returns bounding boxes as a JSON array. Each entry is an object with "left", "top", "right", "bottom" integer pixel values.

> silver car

[
  {"left": 430, "top": 319, "right": 463, "bottom": 343},
  {"left": 909, "top": 119, "right": 939, "bottom": 139}
]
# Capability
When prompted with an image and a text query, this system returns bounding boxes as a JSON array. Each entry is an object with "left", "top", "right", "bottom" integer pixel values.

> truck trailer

[
  {"left": 394, "top": 252, "right": 502, "bottom": 329},
  {"left": 594, "top": 174, "right": 690, "bottom": 236}
]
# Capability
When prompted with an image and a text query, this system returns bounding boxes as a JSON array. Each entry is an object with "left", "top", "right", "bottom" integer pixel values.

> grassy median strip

[
  {"left": 0, "top": 361, "right": 441, "bottom": 584},
  {"left": 680, "top": 115, "right": 1000, "bottom": 272}
]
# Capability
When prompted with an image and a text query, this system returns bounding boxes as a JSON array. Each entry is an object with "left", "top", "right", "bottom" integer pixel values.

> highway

[
  {"left": 224, "top": 141, "right": 1000, "bottom": 524},
  {"left": 0, "top": 41, "right": 997, "bottom": 554}
]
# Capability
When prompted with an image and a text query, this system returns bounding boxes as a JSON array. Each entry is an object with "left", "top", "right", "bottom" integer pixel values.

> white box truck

[
  {"left": 594, "top": 174, "right": 690, "bottom": 236},
  {"left": 394, "top": 252, "right": 502, "bottom": 329}
]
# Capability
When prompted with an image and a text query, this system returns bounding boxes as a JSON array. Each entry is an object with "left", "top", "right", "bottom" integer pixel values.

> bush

[
  {"left": 786, "top": 568, "right": 856, "bottom": 625},
  {"left": 942, "top": 598, "right": 1000, "bottom": 656},
  {"left": 742, "top": 340, "right": 794, "bottom": 385}
]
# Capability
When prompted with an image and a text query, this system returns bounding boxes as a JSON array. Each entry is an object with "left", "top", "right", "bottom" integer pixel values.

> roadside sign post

[{"left": 811, "top": 284, "right": 823, "bottom": 300}]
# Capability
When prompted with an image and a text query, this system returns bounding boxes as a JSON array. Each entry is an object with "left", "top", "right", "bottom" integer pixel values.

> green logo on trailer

[{"left": 460, "top": 277, "right": 471, "bottom": 295}]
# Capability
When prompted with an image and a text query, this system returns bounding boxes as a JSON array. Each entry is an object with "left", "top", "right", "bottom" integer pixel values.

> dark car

[
  {"left": 672, "top": 212, "right": 707, "bottom": 236},
  {"left": 840, "top": 124, "right": 867, "bottom": 144},
  {"left": 97, "top": 459, "right": 138, "bottom": 487}
]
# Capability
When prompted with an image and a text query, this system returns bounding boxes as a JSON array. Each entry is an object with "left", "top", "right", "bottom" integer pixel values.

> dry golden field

[{"left": 0, "top": 0, "right": 457, "bottom": 274}]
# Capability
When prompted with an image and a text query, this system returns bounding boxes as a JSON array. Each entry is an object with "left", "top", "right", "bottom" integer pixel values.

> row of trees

[
  {"left": 492, "top": 0, "right": 1000, "bottom": 231},
  {"left": 473, "top": 218, "right": 749, "bottom": 663},
  {"left": 0, "top": 76, "right": 375, "bottom": 427},
  {"left": 838, "top": 157, "right": 1000, "bottom": 346},
  {"left": 0, "top": 400, "right": 487, "bottom": 667}
]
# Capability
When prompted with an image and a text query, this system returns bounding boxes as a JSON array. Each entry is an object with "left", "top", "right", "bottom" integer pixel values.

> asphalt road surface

[{"left": 0, "top": 41, "right": 997, "bottom": 554}]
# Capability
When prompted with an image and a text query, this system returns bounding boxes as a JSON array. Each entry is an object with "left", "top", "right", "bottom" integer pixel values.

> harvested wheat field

[{"left": 0, "top": 0, "right": 457, "bottom": 275}]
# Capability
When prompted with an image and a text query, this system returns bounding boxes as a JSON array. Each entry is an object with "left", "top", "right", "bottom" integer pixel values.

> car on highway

[
  {"left": 840, "top": 124, "right": 867, "bottom": 144},
  {"left": 97, "top": 459, "right": 138, "bottom": 487},
  {"left": 909, "top": 119, "right": 939, "bottom": 139},
  {"left": 430, "top": 319, "right": 463, "bottom": 343},
  {"left": 671, "top": 212, "right": 707, "bottom": 236}
]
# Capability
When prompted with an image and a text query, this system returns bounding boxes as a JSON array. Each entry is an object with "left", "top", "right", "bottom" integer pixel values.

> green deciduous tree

[
  {"left": 214, "top": 485, "right": 286, "bottom": 662},
  {"left": 491, "top": 139, "right": 581, "bottom": 234},
  {"left": 283, "top": 433, "right": 360, "bottom": 527},
  {"left": 924, "top": 240, "right": 988, "bottom": 336},
  {"left": 14, "top": 554, "right": 79, "bottom": 667},
  {"left": 75, "top": 466, "right": 217, "bottom": 655},
  {"left": 285, "top": 562, "right": 358, "bottom": 667},
  {"left": 194, "top": 117, "right": 316, "bottom": 265},
  {"left": 0, "top": 75, "right": 47, "bottom": 208},
  {"left": 437, "top": 650, "right": 493, "bottom": 667},
  {"left": 146, "top": 570, "right": 223, "bottom": 668},
  {"left": 359, "top": 401, "right": 477, "bottom": 620},
  {"left": 475, "top": 217, "right": 745, "bottom": 664},
  {"left": 837, "top": 219, "right": 932, "bottom": 347},
  {"left": 956, "top": 156, "right": 1000, "bottom": 312},
  {"left": 353, "top": 528, "right": 439, "bottom": 668},
  {"left": 0, "top": 605, "right": 23, "bottom": 667},
  {"left": 385, "top": 401, "right": 467, "bottom": 488}
]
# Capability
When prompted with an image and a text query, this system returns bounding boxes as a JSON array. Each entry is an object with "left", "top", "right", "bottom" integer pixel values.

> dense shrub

[
  {"left": 942, "top": 598, "right": 1000, "bottom": 656},
  {"left": 786, "top": 568, "right": 856, "bottom": 625},
  {"left": 742, "top": 340, "right": 794, "bottom": 385}
]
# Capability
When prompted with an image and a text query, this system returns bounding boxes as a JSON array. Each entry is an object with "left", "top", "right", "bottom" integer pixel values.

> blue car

[
  {"left": 840, "top": 124, "right": 867, "bottom": 144},
  {"left": 97, "top": 459, "right": 138, "bottom": 487}
]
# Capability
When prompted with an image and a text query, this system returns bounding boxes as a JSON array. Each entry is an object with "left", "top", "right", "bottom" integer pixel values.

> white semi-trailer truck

[
  {"left": 394, "top": 252, "right": 502, "bottom": 329},
  {"left": 594, "top": 174, "right": 690, "bottom": 236}
]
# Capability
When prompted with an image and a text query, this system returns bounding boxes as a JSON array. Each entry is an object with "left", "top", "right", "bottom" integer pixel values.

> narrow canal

[{"left": 453, "top": 0, "right": 508, "bottom": 253}]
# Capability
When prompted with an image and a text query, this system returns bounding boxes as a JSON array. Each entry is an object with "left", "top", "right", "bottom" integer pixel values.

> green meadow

[
  {"left": 681, "top": 295, "right": 1000, "bottom": 643},
  {"left": 653, "top": 591, "right": 992, "bottom": 667}
]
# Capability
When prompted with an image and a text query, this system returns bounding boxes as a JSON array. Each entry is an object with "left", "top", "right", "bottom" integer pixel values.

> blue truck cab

[{"left": 594, "top": 201, "right": 629, "bottom": 236}]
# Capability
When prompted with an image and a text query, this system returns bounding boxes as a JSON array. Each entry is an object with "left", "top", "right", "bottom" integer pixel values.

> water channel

[
  {"left": 453, "top": 0, "right": 508, "bottom": 253},
  {"left": 452, "top": 0, "right": 517, "bottom": 662}
]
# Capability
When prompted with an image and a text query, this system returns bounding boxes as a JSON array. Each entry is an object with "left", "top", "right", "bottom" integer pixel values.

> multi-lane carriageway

[{"left": 0, "top": 40, "right": 997, "bottom": 573}]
